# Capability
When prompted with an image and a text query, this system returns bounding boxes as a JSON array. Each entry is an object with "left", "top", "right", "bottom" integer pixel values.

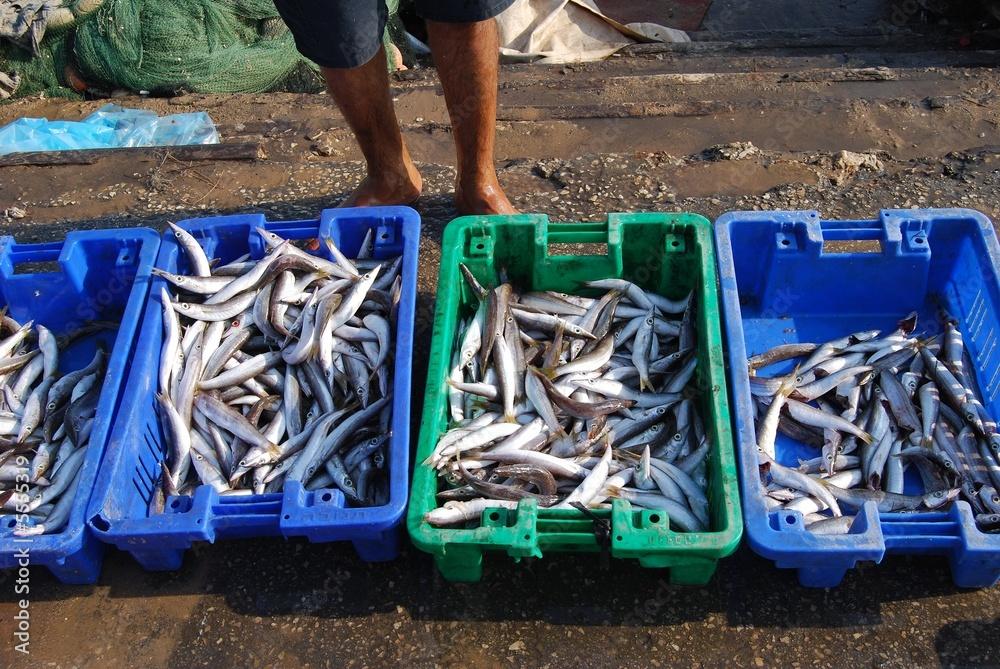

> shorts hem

[{"left": 416, "top": 0, "right": 516, "bottom": 22}]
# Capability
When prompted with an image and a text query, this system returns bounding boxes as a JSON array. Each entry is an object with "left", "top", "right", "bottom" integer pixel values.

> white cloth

[{"left": 496, "top": 0, "right": 689, "bottom": 64}]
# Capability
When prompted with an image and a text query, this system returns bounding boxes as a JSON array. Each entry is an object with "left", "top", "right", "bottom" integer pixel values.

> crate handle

[
  {"left": 796, "top": 214, "right": 931, "bottom": 258},
  {"left": 534, "top": 219, "right": 623, "bottom": 279},
  {"left": 0, "top": 237, "right": 63, "bottom": 281},
  {"left": 542, "top": 221, "right": 614, "bottom": 251}
]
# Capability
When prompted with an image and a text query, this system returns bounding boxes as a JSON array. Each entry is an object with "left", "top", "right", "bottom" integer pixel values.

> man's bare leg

[
  {"left": 321, "top": 47, "right": 422, "bottom": 207},
  {"left": 426, "top": 19, "right": 516, "bottom": 215}
]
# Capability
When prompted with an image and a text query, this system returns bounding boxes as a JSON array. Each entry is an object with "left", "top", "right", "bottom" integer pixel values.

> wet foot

[
  {"left": 339, "top": 160, "right": 422, "bottom": 208},
  {"left": 455, "top": 179, "right": 518, "bottom": 215}
]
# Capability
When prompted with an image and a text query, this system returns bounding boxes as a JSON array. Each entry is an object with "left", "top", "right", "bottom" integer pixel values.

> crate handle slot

[
  {"left": 822, "top": 238, "right": 883, "bottom": 254},
  {"left": 547, "top": 242, "right": 609, "bottom": 257}
]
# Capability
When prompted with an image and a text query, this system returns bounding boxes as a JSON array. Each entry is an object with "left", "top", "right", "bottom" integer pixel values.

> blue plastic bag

[{"left": 0, "top": 104, "right": 220, "bottom": 155}]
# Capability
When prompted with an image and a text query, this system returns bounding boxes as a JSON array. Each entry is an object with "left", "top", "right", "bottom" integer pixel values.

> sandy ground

[{"left": 0, "top": 46, "right": 999, "bottom": 668}]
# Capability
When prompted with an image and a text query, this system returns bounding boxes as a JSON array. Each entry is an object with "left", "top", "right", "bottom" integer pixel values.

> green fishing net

[{"left": 1, "top": 0, "right": 405, "bottom": 99}]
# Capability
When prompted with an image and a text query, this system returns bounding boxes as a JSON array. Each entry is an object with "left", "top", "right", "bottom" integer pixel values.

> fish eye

[
  {"left": 994, "top": 496, "right": 999, "bottom": 503},
  {"left": 795, "top": 376, "right": 803, "bottom": 384},
  {"left": 344, "top": 477, "right": 354, "bottom": 487}
]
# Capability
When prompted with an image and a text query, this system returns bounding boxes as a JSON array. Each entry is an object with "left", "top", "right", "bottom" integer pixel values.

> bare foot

[
  {"left": 455, "top": 178, "right": 518, "bottom": 215},
  {"left": 340, "top": 159, "right": 422, "bottom": 208}
]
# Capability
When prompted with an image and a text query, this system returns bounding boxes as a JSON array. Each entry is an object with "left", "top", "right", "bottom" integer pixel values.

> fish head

[
  {"left": 255, "top": 227, "right": 281, "bottom": 248},
  {"left": 338, "top": 472, "right": 360, "bottom": 500},
  {"left": 965, "top": 409, "right": 985, "bottom": 432},
  {"left": 166, "top": 221, "right": 185, "bottom": 239},
  {"left": 923, "top": 488, "right": 960, "bottom": 509},
  {"left": 989, "top": 433, "right": 1000, "bottom": 456}
]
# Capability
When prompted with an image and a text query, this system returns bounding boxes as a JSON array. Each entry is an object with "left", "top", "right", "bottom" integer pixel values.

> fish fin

[{"left": 858, "top": 430, "right": 875, "bottom": 446}]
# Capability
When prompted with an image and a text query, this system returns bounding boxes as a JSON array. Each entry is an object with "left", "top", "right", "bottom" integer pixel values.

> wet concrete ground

[{"left": 1, "top": 37, "right": 1000, "bottom": 669}]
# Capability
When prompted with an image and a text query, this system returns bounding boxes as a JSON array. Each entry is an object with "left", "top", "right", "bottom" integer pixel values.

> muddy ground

[{"left": 0, "top": 45, "right": 999, "bottom": 668}]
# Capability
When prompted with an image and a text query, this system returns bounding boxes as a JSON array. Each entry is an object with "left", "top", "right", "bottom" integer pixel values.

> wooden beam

[{"left": 0, "top": 142, "right": 267, "bottom": 168}]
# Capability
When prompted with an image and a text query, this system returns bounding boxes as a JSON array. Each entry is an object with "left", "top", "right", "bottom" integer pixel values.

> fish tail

[
  {"left": 868, "top": 473, "right": 881, "bottom": 491},
  {"left": 858, "top": 430, "right": 875, "bottom": 446}
]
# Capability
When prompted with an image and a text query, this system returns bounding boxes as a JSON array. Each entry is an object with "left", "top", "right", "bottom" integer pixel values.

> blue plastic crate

[
  {"left": 716, "top": 208, "right": 1000, "bottom": 588},
  {"left": 0, "top": 228, "right": 160, "bottom": 584},
  {"left": 86, "top": 207, "right": 419, "bottom": 570}
]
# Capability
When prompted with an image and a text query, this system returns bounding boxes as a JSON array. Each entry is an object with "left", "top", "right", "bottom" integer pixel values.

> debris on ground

[
  {"left": 703, "top": 141, "right": 759, "bottom": 160},
  {"left": 3, "top": 205, "right": 26, "bottom": 219},
  {"left": 831, "top": 149, "right": 885, "bottom": 185}
]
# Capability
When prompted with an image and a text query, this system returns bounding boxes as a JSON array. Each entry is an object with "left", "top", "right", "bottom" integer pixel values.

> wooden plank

[{"left": 0, "top": 142, "right": 267, "bottom": 168}]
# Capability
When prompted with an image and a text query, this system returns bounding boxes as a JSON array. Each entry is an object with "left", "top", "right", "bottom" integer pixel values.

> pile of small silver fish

[
  {"left": 751, "top": 312, "right": 1000, "bottom": 535},
  {"left": 154, "top": 223, "right": 399, "bottom": 507},
  {"left": 424, "top": 265, "right": 712, "bottom": 531},
  {"left": 0, "top": 315, "right": 109, "bottom": 536}
]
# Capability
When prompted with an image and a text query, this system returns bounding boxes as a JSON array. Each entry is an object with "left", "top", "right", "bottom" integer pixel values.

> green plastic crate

[{"left": 407, "top": 213, "right": 743, "bottom": 582}]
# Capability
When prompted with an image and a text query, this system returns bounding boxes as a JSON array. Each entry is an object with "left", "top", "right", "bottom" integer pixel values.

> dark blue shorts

[{"left": 273, "top": 0, "right": 515, "bottom": 69}]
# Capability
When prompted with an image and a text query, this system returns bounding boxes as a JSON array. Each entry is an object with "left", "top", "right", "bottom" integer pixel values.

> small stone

[{"left": 509, "top": 640, "right": 526, "bottom": 652}]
